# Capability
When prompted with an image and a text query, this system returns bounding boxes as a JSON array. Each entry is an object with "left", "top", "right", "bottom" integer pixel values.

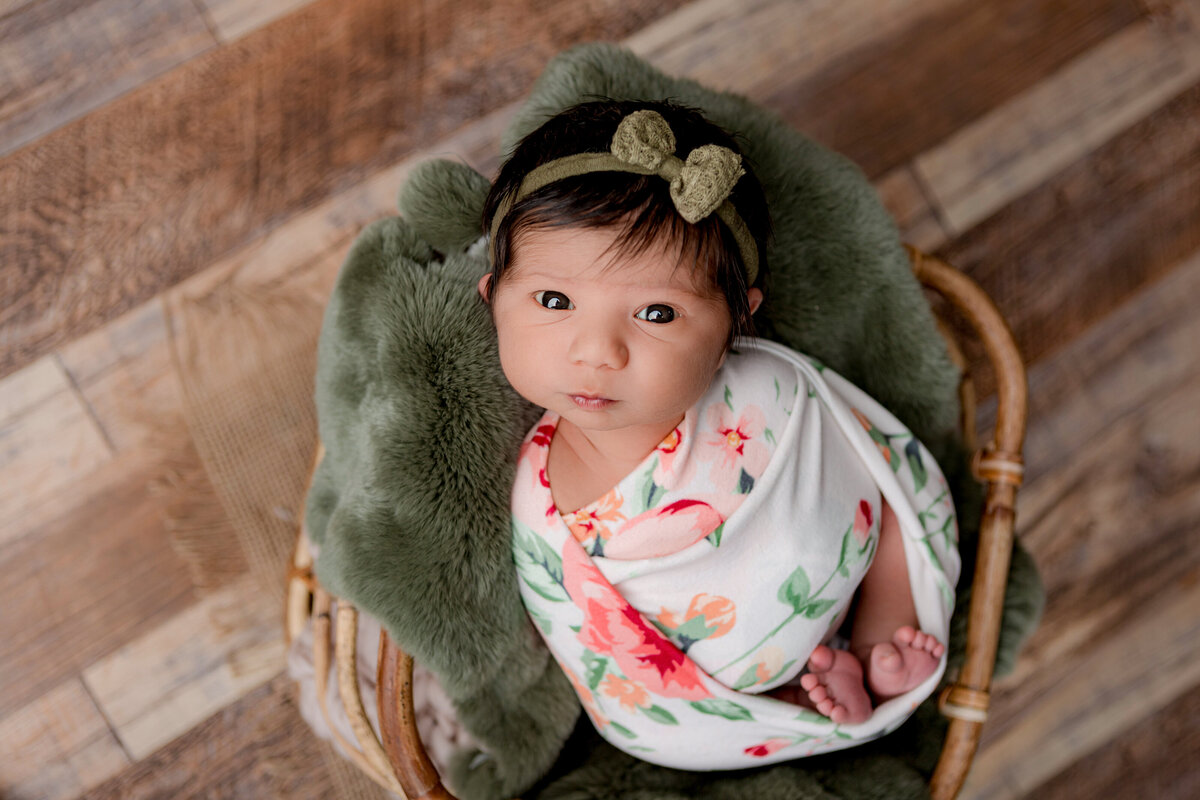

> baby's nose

[{"left": 568, "top": 326, "right": 629, "bottom": 370}]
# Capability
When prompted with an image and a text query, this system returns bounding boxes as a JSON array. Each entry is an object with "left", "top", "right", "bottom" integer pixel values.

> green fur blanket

[{"left": 305, "top": 43, "right": 1042, "bottom": 800}]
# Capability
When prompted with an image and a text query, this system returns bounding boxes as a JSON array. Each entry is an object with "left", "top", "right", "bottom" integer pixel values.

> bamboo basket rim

[{"left": 285, "top": 248, "right": 1029, "bottom": 800}]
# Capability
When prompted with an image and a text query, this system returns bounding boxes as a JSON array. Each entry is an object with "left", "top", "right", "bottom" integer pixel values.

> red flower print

[
  {"left": 852, "top": 499, "right": 873, "bottom": 545},
  {"left": 561, "top": 539, "right": 711, "bottom": 701},
  {"left": 744, "top": 737, "right": 791, "bottom": 757}
]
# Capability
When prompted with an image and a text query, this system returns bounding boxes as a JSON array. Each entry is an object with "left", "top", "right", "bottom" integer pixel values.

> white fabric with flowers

[{"left": 510, "top": 338, "right": 960, "bottom": 769}]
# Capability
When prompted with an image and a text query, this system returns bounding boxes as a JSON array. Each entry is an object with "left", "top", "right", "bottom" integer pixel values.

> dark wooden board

[
  {"left": 0, "top": 0, "right": 691, "bottom": 381},
  {"left": 76, "top": 672, "right": 339, "bottom": 800},
  {"left": 767, "top": 0, "right": 1143, "bottom": 178}
]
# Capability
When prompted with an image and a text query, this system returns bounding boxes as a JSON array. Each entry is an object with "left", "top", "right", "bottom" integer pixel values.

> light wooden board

[
  {"left": 77, "top": 673, "right": 341, "bottom": 800},
  {"left": 199, "top": 0, "right": 316, "bottom": 43},
  {"left": 0, "top": 678, "right": 129, "bottom": 800},
  {"left": 82, "top": 576, "right": 283, "bottom": 760},
  {"left": 0, "top": 0, "right": 216, "bottom": 157},
  {"left": 917, "top": 3, "right": 1200, "bottom": 234},
  {"left": 0, "top": 356, "right": 112, "bottom": 548},
  {"left": 0, "top": 448, "right": 198, "bottom": 718}
]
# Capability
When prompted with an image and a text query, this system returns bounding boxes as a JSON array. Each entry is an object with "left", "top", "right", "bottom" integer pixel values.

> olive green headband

[{"left": 489, "top": 109, "right": 759, "bottom": 285}]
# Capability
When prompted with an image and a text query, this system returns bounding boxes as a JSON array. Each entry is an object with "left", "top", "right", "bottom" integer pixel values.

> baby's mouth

[{"left": 568, "top": 393, "right": 614, "bottom": 411}]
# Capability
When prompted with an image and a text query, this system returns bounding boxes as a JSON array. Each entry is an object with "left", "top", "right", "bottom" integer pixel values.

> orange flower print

[
  {"left": 563, "top": 665, "right": 609, "bottom": 729},
  {"left": 562, "top": 488, "right": 626, "bottom": 548},
  {"left": 655, "top": 593, "right": 737, "bottom": 652},
  {"left": 600, "top": 674, "right": 651, "bottom": 712},
  {"left": 852, "top": 407, "right": 893, "bottom": 464}
]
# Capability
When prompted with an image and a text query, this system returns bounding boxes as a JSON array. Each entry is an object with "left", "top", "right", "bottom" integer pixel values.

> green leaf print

[
  {"left": 609, "top": 722, "right": 637, "bottom": 739},
  {"left": 905, "top": 438, "right": 929, "bottom": 493},
  {"left": 732, "top": 662, "right": 762, "bottom": 691},
  {"left": 642, "top": 705, "right": 679, "bottom": 725},
  {"left": 690, "top": 698, "right": 755, "bottom": 721},
  {"left": 764, "top": 427, "right": 776, "bottom": 446},
  {"left": 636, "top": 462, "right": 659, "bottom": 512},
  {"left": 794, "top": 707, "right": 831, "bottom": 725},
  {"left": 724, "top": 384, "right": 734, "bottom": 411},
  {"left": 800, "top": 598, "right": 838, "bottom": 620},
  {"left": 512, "top": 523, "right": 569, "bottom": 603},
  {"left": 778, "top": 565, "right": 811, "bottom": 611},
  {"left": 738, "top": 468, "right": 755, "bottom": 494},
  {"left": 583, "top": 652, "right": 609, "bottom": 691},
  {"left": 706, "top": 522, "right": 725, "bottom": 548}
]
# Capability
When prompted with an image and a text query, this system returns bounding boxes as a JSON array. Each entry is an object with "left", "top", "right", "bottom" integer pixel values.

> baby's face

[{"left": 482, "top": 224, "right": 733, "bottom": 439}]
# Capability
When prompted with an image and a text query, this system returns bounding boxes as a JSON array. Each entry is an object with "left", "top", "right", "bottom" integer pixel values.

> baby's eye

[
  {"left": 635, "top": 304, "right": 677, "bottom": 324},
  {"left": 534, "top": 291, "right": 574, "bottom": 311}
]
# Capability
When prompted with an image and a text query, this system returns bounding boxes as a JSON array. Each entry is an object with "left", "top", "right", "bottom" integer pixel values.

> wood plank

[
  {"left": 58, "top": 299, "right": 185, "bottom": 453},
  {"left": 0, "top": 355, "right": 112, "bottom": 548},
  {"left": 875, "top": 166, "right": 949, "bottom": 252},
  {"left": 0, "top": 0, "right": 216, "bottom": 157},
  {"left": 77, "top": 672, "right": 341, "bottom": 800},
  {"left": 83, "top": 575, "right": 283, "bottom": 759},
  {"left": 0, "top": 678, "right": 130, "bottom": 800},
  {"left": 199, "top": 0, "right": 314, "bottom": 43},
  {"left": 938, "top": 75, "right": 1200, "bottom": 387},
  {"left": 917, "top": 5, "right": 1200, "bottom": 234},
  {"left": 0, "top": 0, "right": 692, "bottom": 381},
  {"left": 762, "top": 0, "right": 1143, "bottom": 177},
  {"left": 1032, "top": 680, "right": 1200, "bottom": 799},
  {"left": 0, "top": 449, "right": 199, "bottom": 718},
  {"left": 960, "top": 249, "right": 1200, "bottom": 797}
]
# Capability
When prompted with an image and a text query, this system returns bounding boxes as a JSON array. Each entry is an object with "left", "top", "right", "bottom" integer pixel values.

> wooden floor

[{"left": 2, "top": 0, "right": 1199, "bottom": 797}]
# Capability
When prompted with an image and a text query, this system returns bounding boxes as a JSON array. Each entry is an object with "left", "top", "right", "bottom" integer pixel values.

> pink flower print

[
  {"left": 562, "top": 664, "right": 609, "bottom": 730},
  {"left": 853, "top": 499, "right": 874, "bottom": 545},
  {"left": 744, "top": 737, "right": 792, "bottom": 757},
  {"left": 699, "top": 402, "right": 769, "bottom": 492},
  {"left": 652, "top": 426, "right": 684, "bottom": 485},
  {"left": 561, "top": 539, "right": 711, "bottom": 701},
  {"left": 604, "top": 500, "right": 723, "bottom": 560},
  {"left": 561, "top": 488, "right": 626, "bottom": 547}
]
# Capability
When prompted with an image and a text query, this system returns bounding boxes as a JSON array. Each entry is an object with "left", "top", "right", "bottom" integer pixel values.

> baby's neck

[{"left": 547, "top": 416, "right": 680, "bottom": 513}]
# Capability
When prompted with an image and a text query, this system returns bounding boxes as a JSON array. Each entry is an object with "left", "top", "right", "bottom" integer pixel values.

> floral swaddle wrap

[{"left": 510, "top": 339, "right": 960, "bottom": 769}]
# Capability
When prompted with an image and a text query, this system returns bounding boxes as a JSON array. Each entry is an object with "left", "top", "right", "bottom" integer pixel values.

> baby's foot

[
  {"left": 864, "top": 625, "right": 944, "bottom": 701},
  {"left": 798, "top": 645, "right": 872, "bottom": 724}
]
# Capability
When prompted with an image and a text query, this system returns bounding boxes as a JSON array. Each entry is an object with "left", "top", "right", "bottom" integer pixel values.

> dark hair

[{"left": 482, "top": 100, "right": 771, "bottom": 343}]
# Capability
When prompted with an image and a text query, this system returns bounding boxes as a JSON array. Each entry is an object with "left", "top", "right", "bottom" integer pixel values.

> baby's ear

[
  {"left": 747, "top": 287, "right": 764, "bottom": 315},
  {"left": 477, "top": 272, "right": 492, "bottom": 302},
  {"left": 397, "top": 159, "right": 491, "bottom": 255}
]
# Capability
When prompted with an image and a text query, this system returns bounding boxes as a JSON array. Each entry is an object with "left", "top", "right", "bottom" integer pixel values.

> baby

[{"left": 477, "top": 100, "right": 956, "bottom": 767}]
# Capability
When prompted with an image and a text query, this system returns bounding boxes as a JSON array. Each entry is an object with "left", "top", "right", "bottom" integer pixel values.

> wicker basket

[{"left": 285, "top": 248, "right": 1028, "bottom": 800}]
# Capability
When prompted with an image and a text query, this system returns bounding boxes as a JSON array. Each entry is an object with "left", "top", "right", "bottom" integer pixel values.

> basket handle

[{"left": 908, "top": 247, "right": 1028, "bottom": 800}]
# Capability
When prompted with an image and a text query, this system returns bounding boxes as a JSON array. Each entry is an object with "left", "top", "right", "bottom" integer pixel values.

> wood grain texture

[
  {"left": 0, "top": 0, "right": 692, "bottom": 382},
  {"left": 964, "top": 248, "right": 1200, "bottom": 798},
  {"left": 76, "top": 672, "right": 339, "bottom": 800},
  {"left": 199, "top": 0, "right": 314, "bottom": 42},
  {"left": 938, "top": 75, "right": 1200, "bottom": 394},
  {"left": 83, "top": 576, "right": 283, "bottom": 759},
  {"left": 917, "top": 6, "right": 1200, "bottom": 234},
  {"left": 1032, "top": 680, "right": 1200, "bottom": 800},
  {"left": 0, "top": 356, "right": 112, "bottom": 548},
  {"left": 763, "top": 0, "right": 1142, "bottom": 178},
  {"left": 0, "top": 678, "right": 130, "bottom": 800},
  {"left": 0, "top": 449, "right": 198, "bottom": 718},
  {"left": 0, "top": 0, "right": 216, "bottom": 157}
]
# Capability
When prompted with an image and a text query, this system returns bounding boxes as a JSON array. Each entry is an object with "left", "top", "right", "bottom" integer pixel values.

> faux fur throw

[{"left": 305, "top": 43, "right": 1042, "bottom": 800}]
